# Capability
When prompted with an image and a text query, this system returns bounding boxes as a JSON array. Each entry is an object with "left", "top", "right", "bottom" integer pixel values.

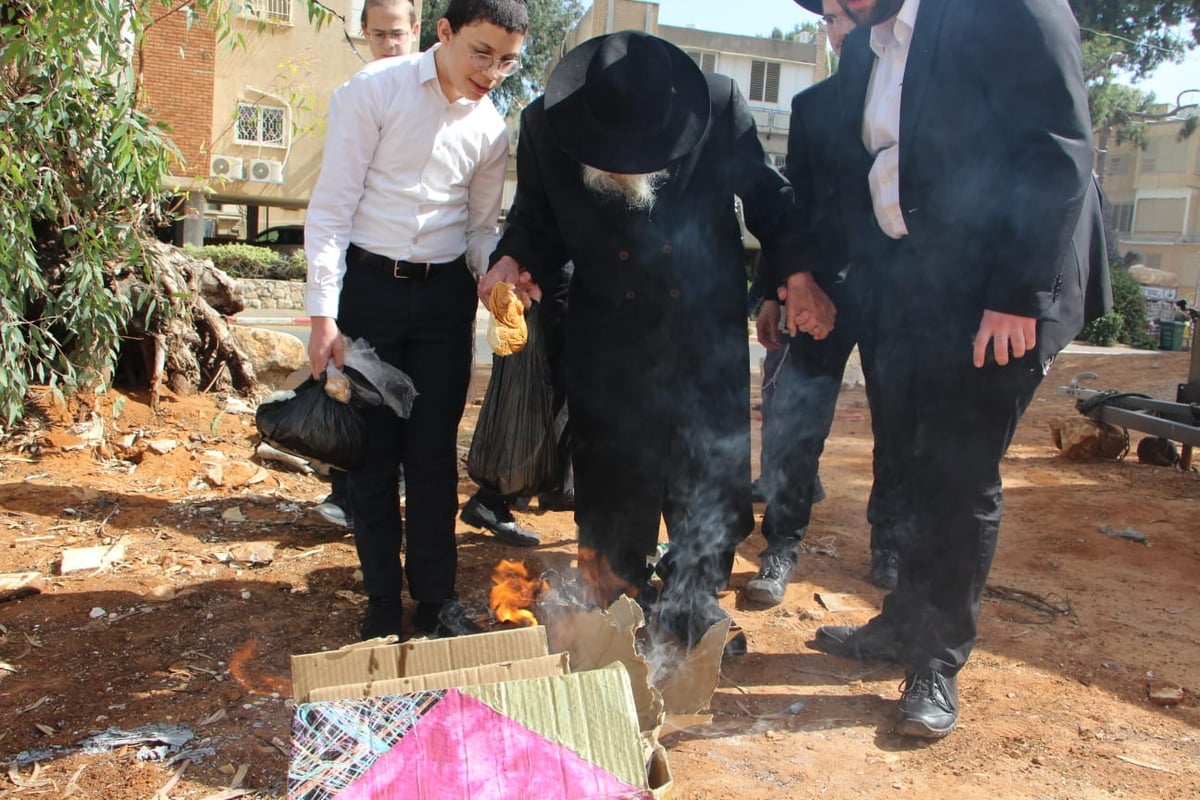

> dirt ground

[{"left": 0, "top": 348, "right": 1196, "bottom": 799}]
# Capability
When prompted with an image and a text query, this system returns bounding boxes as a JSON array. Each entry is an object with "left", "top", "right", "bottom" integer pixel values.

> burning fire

[{"left": 489, "top": 559, "right": 548, "bottom": 626}]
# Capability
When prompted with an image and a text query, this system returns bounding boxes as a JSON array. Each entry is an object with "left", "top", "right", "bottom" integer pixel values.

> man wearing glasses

[
  {"left": 361, "top": 0, "right": 419, "bottom": 62},
  {"left": 305, "top": 0, "right": 529, "bottom": 643}
]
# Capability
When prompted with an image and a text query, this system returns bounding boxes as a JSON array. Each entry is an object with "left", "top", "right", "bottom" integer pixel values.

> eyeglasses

[
  {"left": 468, "top": 50, "right": 522, "bottom": 77},
  {"left": 367, "top": 29, "right": 412, "bottom": 44}
]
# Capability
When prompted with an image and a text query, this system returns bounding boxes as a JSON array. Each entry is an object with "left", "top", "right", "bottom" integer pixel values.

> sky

[{"left": 652, "top": 0, "right": 1199, "bottom": 104}]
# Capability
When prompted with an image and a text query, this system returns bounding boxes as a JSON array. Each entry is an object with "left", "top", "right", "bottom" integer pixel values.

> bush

[
  {"left": 1079, "top": 265, "right": 1157, "bottom": 349},
  {"left": 1080, "top": 310, "right": 1123, "bottom": 346},
  {"left": 183, "top": 243, "right": 306, "bottom": 281}
]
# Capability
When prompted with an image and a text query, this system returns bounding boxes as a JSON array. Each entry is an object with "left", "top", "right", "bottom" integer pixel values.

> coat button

[
  {"left": 662, "top": 244, "right": 672, "bottom": 255},
  {"left": 618, "top": 250, "right": 630, "bottom": 261},
  {"left": 625, "top": 290, "right": 636, "bottom": 300},
  {"left": 669, "top": 288, "right": 680, "bottom": 298}
]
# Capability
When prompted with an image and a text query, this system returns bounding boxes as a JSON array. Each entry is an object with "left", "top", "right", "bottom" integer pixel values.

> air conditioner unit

[
  {"left": 248, "top": 158, "right": 284, "bottom": 184},
  {"left": 209, "top": 155, "right": 245, "bottom": 180}
]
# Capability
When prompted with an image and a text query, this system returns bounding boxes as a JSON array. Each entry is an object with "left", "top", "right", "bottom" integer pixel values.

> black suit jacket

[{"left": 830, "top": 0, "right": 1109, "bottom": 360}]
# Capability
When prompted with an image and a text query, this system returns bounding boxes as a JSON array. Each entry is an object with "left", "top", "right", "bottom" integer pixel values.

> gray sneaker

[{"left": 745, "top": 551, "right": 796, "bottom": 606}]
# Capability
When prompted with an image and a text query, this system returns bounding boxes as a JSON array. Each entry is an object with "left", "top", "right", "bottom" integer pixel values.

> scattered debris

[
  {"left": 1147, "top": 682, "right": 1184, "bottom": 706},
  {"left": 255, "top": 442, "right": 315, "bottom": 474},
  {"left": 78, "top": 723, "right": 195, "bottom": 759},
  {"left": 983, "top": 585, "right": 1071, "bottom": 622},
  {"left": 1115, "top": 754, "right": 1172, "bottom": 773},
  {"left": 89, "top": 607, "right": 107, "bottom": 619},
  {"left": 1099, "top": 524, "right": 1150, "bottom": 545},
  {"left": 147, "top": 439, "right": 180, "bottom": 456},
  {"left": 219, "top": 542, "right": 276, "bottom": 568},
  {"left": 815, "top": 592, "right": 874, "bottom": 613},
  {"left": 221, "top": 506, "right": 246, "bottom": 523},
  {"left": 60, "top": 539, "right": 127, "bottom": 574},
  {"left": 0, "top": 571, "right": 43, "bottom": 602}
]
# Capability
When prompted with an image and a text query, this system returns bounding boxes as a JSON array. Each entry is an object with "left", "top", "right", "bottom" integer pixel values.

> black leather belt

[{"left": 346, "top": 243, "right": 463, "bottom": 280}]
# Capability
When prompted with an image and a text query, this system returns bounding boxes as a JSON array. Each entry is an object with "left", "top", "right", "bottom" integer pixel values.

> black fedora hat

[
  {"left": 795, "top": 0, "right": 823, "bottom": 13},
  {"left": 544, "top": 31, "right": 710, "bottom": 175}
]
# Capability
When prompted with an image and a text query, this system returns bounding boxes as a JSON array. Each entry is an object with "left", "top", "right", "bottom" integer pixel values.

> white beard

[{"left": 581, "top": 165, "right": 669, "bottom": 211}]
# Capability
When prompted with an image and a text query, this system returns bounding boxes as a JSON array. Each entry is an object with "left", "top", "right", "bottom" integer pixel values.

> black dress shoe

[
  {"left": 897, "top": 669, "right": 958, "bottom": 738},
  {"left": 460, "top": 494, "right": 540, "bottom": 547},
  {"left": 869, "top": 549, "right": 899, "bottom": 590},
  {"left": 359, "top": 596, "right": 404, "bottom": 641},
  {"left": 658, "top": 595, "right": 748, "bottom": 660},
  {"left": 415, "top": 598, "right": 485, "bottom": 638},
  {"left": 812, "top": 620, "right": 905, "bottom": 662},
  {"left": 536, "top": 489, "right": 575, "bottom": 512}
]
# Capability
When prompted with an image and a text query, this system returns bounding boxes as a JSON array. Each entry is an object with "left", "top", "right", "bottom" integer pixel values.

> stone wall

[{"left": 236, "top": 279, "right": 305, "bottom": 310}]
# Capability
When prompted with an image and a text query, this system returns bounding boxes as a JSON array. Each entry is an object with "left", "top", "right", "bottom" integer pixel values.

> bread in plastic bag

[{"left": 255, "top": 336, "right": 418, "bottom": 471}]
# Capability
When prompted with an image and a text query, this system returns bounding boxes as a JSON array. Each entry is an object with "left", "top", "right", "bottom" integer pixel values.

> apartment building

[
  {"left": 141, "top": 1, "right": 418, "bottom": 244},
  {"left": 141, "top": 0, "right": 819, "bottom": 244},
  {"left": 1101, "top": 111, "right": 1200, "bottom": 304},
  {"left": 551, "top": 0, "right": 825, "bottom": 172}
]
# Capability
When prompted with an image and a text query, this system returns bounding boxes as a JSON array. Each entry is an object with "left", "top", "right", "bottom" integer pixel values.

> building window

[
  {"left": 1138, "top": 137, "right": 1189, "bottom": 174},
  {"left": 1112, "top": 203, "right": 1134, "bottom": 233},
  {"left": 236, "top": 102, "right": 287, "bottom": 147},
  {"left": 1106, "top": 154, "right": 1129, "bottom": 175},
  {"left": 1133, "top": 197, "right": 1185, "bottom": 236},
  {"left": 241, "top": 0, "right": 292, "bottom": 24},
  {"left": 685, "top": 50, "right": 717, "bottom": 73},
  {"left": 749, "top": 60, "right": 781, "bottom": 104}
]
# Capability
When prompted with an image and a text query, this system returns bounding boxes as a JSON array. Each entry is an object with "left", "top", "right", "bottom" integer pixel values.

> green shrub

[
  {"left": 1080, "top": 310, "right": 1123, "bottom": 346},
  {"left": 1079, "top": 265, "right": 1158, "bottom": 349},
  {"left": 183, "top": 243, "right": 306, "bottom": 281}
]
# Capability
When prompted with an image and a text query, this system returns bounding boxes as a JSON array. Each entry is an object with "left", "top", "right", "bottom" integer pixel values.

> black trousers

[
  {"left": 759, "top": 275, "right": 901, "bottom": 556},
  {"left": 854, "top": 241, "right": 1046, "bottom": 674},
  {"left": 336, "top": 249, "right": 477, "bottom": 603}
]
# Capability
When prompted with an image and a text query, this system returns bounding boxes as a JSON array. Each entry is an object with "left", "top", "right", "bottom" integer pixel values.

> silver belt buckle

[{"left": 392, "top": 260, "right": 409, "bottom": 279}]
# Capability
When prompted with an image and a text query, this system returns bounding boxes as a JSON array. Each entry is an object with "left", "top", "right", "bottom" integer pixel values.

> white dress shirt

[
  {"left": 862, "top": 0, "right": 920, "bottom": 239},
  {"left": 305, "top": 45, "right": 510, "bottom": 318}
]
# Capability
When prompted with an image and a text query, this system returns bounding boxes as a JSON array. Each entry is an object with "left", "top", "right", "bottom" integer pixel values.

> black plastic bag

[
  {"left": 468, "top": 303, "right": 560, "bottom": 498},
  {"left": 255, "top": 374, "right": 368, "bottom": 471}
]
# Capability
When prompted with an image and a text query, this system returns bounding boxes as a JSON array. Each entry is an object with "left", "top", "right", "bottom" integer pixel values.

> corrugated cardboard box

[{"left": 288, "top": 626, "right": 663, "bottom": 799}]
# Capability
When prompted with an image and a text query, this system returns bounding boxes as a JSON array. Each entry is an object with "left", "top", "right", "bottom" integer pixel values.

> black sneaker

[
  {"left": 415, "top": 597, "right": 485, "bottom": 638},
  {"left": 359, "top": 596, "right": 403, "bottom": 641},
  {"left": 460, "top": 493, "right": 540, "bottom": 547},
  {"left": 897, "top": 669, "right": 959, "bottom": 738},
  {"left": 745, "top": 550, "right": 796, "bottom": 606}
]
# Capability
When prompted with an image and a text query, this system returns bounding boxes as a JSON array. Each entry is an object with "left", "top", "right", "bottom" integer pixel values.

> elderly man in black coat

[{"left": 481, "top": 31, "right": 825, "bottom": 657}]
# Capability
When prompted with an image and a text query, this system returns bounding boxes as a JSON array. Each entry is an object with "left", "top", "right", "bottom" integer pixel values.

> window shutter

[
  {"left": 750, "top": 60, "right": 766, "bottom": 102},
  {"left": 765, "top": 62, "right": 781, "bottom": 104}
]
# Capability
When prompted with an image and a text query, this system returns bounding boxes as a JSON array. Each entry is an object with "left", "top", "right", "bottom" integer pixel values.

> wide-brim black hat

[
  {"left": 544, "top": 31, "right": 710, "bottom": 175},
  {"left": 795, "top": 0, "right": 823, "bottom": 13}
]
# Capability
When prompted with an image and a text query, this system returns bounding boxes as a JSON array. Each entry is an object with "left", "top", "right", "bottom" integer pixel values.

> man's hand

[
  {"left": 756, "top": 299, "right": 783, "bottom": 350},
  {"left": 779, "top": 272, "right": 836, "bottom": 339},
  {"left": 479, "top": 255, "right": 541, "bottom": 307},
  {"left": 308, "top": 316, "right": 345, "bottom": 379},
  {"left": 973, "top": 310, "right": 1037, "bottom": 367}
]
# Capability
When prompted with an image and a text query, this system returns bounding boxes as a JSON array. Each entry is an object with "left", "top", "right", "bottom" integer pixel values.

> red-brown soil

[{"left": 0, "top": 349, "right": 1196, "bottom": 799}]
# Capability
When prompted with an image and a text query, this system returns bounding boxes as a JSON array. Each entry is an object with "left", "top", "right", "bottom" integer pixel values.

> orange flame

[{"left": 489, "top": 559, "right": 548, "bottom": 626}]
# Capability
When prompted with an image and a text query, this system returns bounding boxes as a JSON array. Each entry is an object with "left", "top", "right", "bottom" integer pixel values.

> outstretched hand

[{"left": 479, "top": 255, "right": 541, "bottom": 307}]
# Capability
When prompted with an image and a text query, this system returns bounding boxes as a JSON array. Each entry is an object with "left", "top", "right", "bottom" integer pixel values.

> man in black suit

[
  {"left": 481, "top": 31, "right": 820, "bottom": 659},
  {"left": 750, "top": 0, "right": 903, "bottom": 607},
  {"left": 787, "top": 0, "right": 1109, "bottom": 738}
]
